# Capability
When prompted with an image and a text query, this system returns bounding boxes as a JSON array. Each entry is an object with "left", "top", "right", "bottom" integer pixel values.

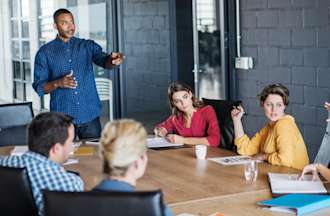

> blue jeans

[{"left": 74, "top": 117, "right": 101, "bottom": 140}]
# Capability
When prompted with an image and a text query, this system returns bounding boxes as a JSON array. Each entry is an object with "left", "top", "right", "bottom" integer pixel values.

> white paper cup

[{"left": 195, "top": 145, "right": 207, "bottom": 159}]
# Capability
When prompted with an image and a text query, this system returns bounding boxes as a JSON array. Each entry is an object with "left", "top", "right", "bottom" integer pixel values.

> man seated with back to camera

[{"left": 0, "top": 112, "right": 84, "bottom": 216}]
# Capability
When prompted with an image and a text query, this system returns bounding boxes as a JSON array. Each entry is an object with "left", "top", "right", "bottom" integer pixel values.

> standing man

[
  {"left": 33, "top": 8, "right": 124, "bottom": 139},
  {"left": 0, "top": 112, "right": 84, "bottom": 216}
]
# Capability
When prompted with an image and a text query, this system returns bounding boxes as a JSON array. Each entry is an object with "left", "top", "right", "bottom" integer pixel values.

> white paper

[
  {"left": 11, "top": 146, "right": 28, "bottom": 156},
  {"left": 262, "top": 207, "right": 295, "bottom": 214},
  {"left": 63, "top": 158, "right": 79, "bottom": 165},
  {"left": 208, "top": 155, "right": 254, "bottom": 165},
  {"left": 268, "top": 173, "right": 327, "bottom": 194},
  {"left": 146, "top": 137, "right": 183, "bottom": 148}
]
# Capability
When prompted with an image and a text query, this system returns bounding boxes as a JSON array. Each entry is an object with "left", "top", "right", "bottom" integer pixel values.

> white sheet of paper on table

[{"left": 11, "top": 146, "right": 28, "bottom": 156}]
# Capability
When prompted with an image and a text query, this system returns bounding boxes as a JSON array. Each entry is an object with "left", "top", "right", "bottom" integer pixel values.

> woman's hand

[
  {"left": 154, "top": 127, "right": 167, "bottom": 137},
  {"left": 231, "top": 105, "right": 245, "bottom": 121},
  {"left": 324, "top": 102, "right": 330, "bottom": 122},
  {"left": 299, "top": 164, "right": 319, "bottom": 181},
  {"left": 252, "top": 153, "right": 268, "bottom": 161},
  {"left": 166, "top": 134, "right": 184, "bottom": 144}
]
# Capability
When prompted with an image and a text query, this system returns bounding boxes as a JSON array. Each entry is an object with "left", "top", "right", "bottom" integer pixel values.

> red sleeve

[
  {"left": 155, "top": 115, "right": 176, "bottom": 134},
  {"left": 204, "top": 106, "right": 221, "bottom": 147}
]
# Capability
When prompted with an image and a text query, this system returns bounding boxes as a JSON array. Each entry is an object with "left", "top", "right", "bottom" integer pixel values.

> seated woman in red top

[{"left": 154, "top": 82, "right": 221, "bottom": 147}]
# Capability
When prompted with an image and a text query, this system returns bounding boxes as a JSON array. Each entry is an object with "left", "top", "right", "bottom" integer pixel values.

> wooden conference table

[{"left": 1, "top": 146, "right": 329, "bottom": 215}]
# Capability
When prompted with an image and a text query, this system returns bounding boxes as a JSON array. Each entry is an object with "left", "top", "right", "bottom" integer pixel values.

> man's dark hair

[
  {"left": 53, "top": 8, "right": 72, "bottom": 23},
  {"left": 28, "top": 112, "right": 73, "bottom": 157}
]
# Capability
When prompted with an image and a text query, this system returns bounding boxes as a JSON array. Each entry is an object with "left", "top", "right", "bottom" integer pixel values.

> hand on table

[
  {"left": 298, "top": 164, "right": 319, "bottom": 181},
  {"left": 166, "top": 134, "right": 184, "bottom": 144},
  {"left": 252, "top": 153, "right": 268, "bottom": 161},
  {"left": 154, "top": 127, "right": 167, "bottom": 137}
]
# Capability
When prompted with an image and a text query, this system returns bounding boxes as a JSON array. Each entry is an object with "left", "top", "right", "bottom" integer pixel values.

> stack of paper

[
  {"left": 146, "top": 137, "right": 183, "bottom": 148},
  {"left": 268, "top": 173, "right": 327, "bottom": 194},
  {"left": 259, "top": 194, "right": 330, "bottom": 216}
]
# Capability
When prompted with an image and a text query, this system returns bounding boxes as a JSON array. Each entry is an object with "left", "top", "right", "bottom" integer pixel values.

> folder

[
  {"left": 258, "top": 194, "right": 330, "bottom": 216},
  {"left": 74, "top": 146, "right": 96, "bottom": 156}
]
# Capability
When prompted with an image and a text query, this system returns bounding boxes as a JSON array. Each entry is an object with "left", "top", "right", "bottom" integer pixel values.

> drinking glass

[{"left": 244, "top": 159, "right": 258, "bottom": 183}]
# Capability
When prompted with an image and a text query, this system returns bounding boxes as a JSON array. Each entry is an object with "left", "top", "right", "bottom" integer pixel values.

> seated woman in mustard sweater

[{"left": 231, "top": 83, "right": 309, "bottom": 170}]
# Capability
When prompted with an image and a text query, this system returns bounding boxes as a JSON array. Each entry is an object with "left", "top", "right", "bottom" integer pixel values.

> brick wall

[
  {"left": 238, "top": 0, "right": 330, "bottom": 160},
  {"left": 122, "top": 0, "right": 171, "bottom": 114}
]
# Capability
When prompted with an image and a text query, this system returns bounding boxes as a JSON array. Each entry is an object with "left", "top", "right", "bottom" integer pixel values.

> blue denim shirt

[
  {"left": 33, "top": 36, "right": 110, "bottom": 124},
  {"left": 94, "top": 179, "right": 173, "bottom": 216}
]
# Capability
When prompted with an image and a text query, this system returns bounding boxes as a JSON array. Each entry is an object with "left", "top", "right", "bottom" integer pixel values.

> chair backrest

[
  {"left": 44, "top": 190, "right": 164, "bottom": 216},
  {"left": 203, "top": 98, "right": 241, "bottom": 151},
  {"left": 0, "top": 166, "right": 38, "bottom": 216},
  {"left": 0, "top": 102, "right": 34, "bottom": 127},
  {"left": 0, "top": 102, "right": 33, "bottom": 146}
]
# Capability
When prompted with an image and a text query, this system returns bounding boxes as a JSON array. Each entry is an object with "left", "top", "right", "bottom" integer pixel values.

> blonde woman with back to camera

[
  {"left": 93, "top": 119, "right": 173, "bottom": 216},
  {"left": 231, "top": 83, "right": 309, "bottom": 169}
]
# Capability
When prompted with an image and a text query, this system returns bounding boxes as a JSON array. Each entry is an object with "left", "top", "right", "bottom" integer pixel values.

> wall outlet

[{"left": 235, "top": 57, "right": 253, "bottom": 70}]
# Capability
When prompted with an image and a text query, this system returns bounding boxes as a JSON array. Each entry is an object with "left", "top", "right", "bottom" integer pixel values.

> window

[{"left": 10, "top": 0, "right": 31, "bottom": 102}]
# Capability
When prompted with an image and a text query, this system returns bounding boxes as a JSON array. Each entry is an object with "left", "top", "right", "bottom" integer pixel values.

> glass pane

[
  {"left": 22, "top": 20, "right": 29, "bottom": 38},
  {"left": 89, "top": 0, "right": 105, "bottom": 4},
  {"left": 24, "top": 83, "right": 32, "bottom": 101},
  {"left": 12, "top": 41, "right": 20, "bottom": 59},
  {"left": 38, "top": 17, "right": 55, "bottom": 41},
  {"left": 14, "top": 82, "right": 24, "bottom": 100},
  {"left": 10, "top": 0, "right": 19, "bottom": 18},
  {"left": 11, "top": 20, "right": 19, "bottom": 38},
  {"left": 22, "top": 41, "right": 30, "bottom": 60},
  {"left": 13, "top": 61, "right": 21, "bottom": 79},
  {"left": 23, "top": 62, "right": 31, "bottom": 81},
  {"left": 197, "top": 0, "right": 223, "bottom": 99},
  {"left": 67, "top": 0, "right": 78, "bottom": 7},
  {"left": 38, "top": 0, "right": 54, "bottom": 17},
  {"left": 21, "top": 0, "right": 30, "bottom": 18}
]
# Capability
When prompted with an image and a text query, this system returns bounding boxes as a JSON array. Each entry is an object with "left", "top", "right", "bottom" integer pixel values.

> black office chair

[
  {"left": 0, "top": 102, "right": 34, "bottom": 146},
  {"left": 0, "top": 166, "right": 38, "bottom": 216},
  {"left": 44, "top": 190, "right": 164, "bottom": 216},
  {"left": 203, "top": 98, "right": 241, "bottom": 151}
]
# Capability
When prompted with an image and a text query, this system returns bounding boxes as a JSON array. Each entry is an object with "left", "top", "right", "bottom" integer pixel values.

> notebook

[
  {"left": 147, "top": 137, "right": 183, "bottom": 148},
  {"left": 268, "top": 173, "right": 328, "bottom": 195},
  {"left": 258, "top": 194, "right": 330, "bottom": 216}
]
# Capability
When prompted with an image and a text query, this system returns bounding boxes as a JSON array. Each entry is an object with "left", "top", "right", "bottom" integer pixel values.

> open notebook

[
  {"left": 147, "top": 137, "right": 183, "bottom": 148},
  {"left": 268, "top": 173, "right": 328, "bottom": 195}
]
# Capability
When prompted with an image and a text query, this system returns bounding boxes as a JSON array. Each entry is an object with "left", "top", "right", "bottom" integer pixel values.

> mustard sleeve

[
  {"left": 267, "top": 120, "right": 295, "bottom": 167},
  {"left": 235, "top": 126, "right": 268, "bottom": 156}
]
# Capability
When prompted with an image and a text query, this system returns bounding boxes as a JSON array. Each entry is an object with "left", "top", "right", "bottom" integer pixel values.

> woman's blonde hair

[{"left": 100, "top": 119, "right": 147, "bottom": 177}]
